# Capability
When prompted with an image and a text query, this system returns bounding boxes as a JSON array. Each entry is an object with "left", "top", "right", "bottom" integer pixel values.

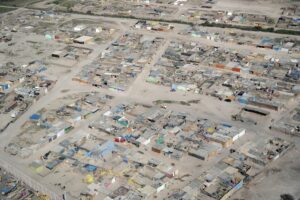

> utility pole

[{"left": 63, "top": 192, "right": 67, "bottom": 200}]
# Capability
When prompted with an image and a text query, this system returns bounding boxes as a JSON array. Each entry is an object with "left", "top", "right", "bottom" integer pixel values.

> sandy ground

[{"left": 0, "top": 3, "right": 299, "bottom": 200}]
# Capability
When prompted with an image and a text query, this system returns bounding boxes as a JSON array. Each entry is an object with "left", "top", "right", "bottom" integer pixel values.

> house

[
  {"left": 47, "top": 122, "right": 73, "bottom": 141},
  {"left": 152, "top": 143, "right": 164, "bottom": 153},
  {"left": 137, "top": 131, "right": 155, "bottom": 145},
  {"left": 188, "top": 143, "right": 222, "bottom": 160},
  {"left": 73, "top": 36, "right": 93, "bottom": 44},
  {"left": 51, "top": 50, "right": 64, "bottom": 58}
]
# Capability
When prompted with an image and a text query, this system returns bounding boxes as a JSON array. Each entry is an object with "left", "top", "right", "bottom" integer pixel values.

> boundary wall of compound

[{"left": 0, "top": 159, "right": 63, "bottom": 200}]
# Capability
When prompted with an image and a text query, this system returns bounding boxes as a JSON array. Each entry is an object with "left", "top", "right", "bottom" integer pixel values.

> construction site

[{"left": 0, "top": 0, "right": 299, "bottom": 200}]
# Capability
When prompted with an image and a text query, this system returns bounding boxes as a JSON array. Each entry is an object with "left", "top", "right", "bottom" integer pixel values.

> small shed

[{"left": 30, "top": 114, "right": 41, "bottom": 120}]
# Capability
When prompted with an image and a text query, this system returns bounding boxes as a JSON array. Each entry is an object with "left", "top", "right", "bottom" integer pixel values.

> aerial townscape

[{"left": 0, "top": 0, "right": 299, "bottom": 200}]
